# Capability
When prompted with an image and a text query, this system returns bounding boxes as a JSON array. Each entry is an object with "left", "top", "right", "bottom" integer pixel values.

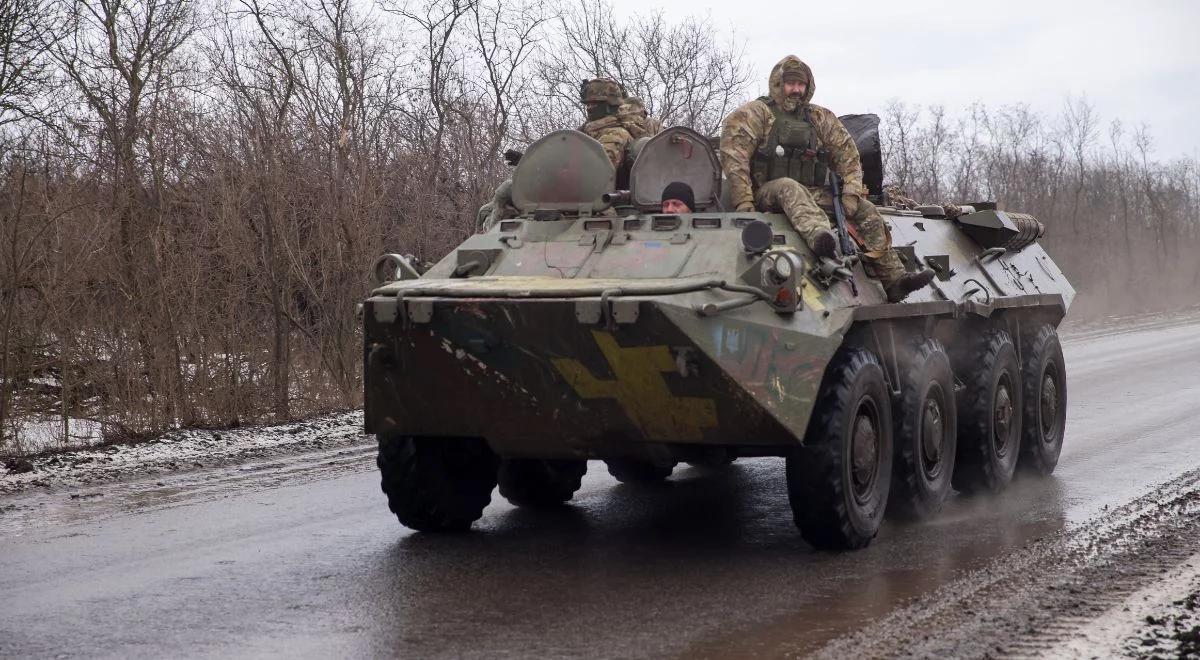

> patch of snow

[
  {"left": 11, "top": 417, "right": 104, "bottom": 454},
  {"left": 0, "top": 410, "right": 370, "bottom": 495}
]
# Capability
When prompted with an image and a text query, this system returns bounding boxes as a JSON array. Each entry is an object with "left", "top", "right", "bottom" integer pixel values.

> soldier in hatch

[
  {"left": 661, "top": 181, "right": 695, "bottom": 214},
  {"left": 719, "top": 55, "right": 934, "bottom": 302},
  {"left": 579, "top": 78, "right": 662, "bottom": 171}
]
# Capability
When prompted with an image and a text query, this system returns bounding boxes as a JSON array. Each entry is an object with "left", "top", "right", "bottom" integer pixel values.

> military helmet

[{"left": 579, "top": 78, "right": 625, "bottom": 105}]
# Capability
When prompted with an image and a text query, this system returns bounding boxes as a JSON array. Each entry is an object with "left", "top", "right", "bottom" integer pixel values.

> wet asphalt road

[{"left": 2, "top": 318, "right": 1200, "bottom": 659}]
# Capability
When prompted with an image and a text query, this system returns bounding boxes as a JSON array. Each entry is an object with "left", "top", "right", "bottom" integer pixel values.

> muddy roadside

[
  {"left": 811, "top": 467, "right": 1200, "bottom": 659},
  {"left": 0, "top": 410, "right": 371, "bottom": 495},
  {"left": 6, "top": 308, "right": 1199, "bottom": 498}
]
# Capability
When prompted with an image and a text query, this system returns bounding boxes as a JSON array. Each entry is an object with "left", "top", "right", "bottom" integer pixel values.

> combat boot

[
  {"left": 810, "top": 229, "right": 838, "bottom": 260},
  {"left": 884, "top": 269, "right": 936, "bottom": 303}
]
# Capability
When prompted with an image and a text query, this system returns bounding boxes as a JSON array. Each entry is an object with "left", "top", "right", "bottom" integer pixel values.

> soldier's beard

[{"left": 782, "top": 95, "right": 803, "bottom": 112}]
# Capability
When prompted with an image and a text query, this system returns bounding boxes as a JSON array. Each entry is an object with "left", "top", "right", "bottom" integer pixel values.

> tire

[
  {"left": 952, "top": 328, "right": 1023, "bottom": 495},
  {"left": 377, "top": 434, "right": 500, "bottom": 532},
  {"left": 1018, "top": 325, "right": 1067, "bottom": 475},
  {"left": 686, "top": 449, "right": 734, "bottom": 470},
  {"left": 685, "top": 458, "right": 734, "bottom": 469},
  {"left": 788, "top": 347, "right": 893, "bottom": 550},
  {"left": 889, "top": 338, "right": 957, "bottom": 520},
  {"left": 604, "top": 459, "right": 675, "bottom": 483},
  {"left": 498, "top": 459, "right": 588, "bottom": 507}
]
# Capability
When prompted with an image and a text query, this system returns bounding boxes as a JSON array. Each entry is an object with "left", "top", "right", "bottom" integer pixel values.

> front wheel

[
  {"left": 788, "top": 347, "right": 893, "bottom": 550},
  {"left": 377, "top": 434, "right": 499, "bottom": 532}
]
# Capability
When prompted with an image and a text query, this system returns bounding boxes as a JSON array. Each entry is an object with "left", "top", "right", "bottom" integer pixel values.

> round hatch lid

[
  {"left": 511, "top": 130, "right": 615, "bottom": 214},
  {"left": 629, "top": 126, "right": 721, "bottom": 211}
]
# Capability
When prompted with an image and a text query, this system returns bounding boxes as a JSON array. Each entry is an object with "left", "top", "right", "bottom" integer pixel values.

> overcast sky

[{"left": 608, "top": 0, "right": 1200, "bottom": 159}]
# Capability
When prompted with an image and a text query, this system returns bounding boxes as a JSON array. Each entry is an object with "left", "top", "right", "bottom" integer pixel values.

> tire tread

[
  {"left": 789, "top": 347, "right": 892, "bottom": 550},
  {"left": 377, "top": 435, "right": 499, "bottom": 532},
  {"left": 1018, "top": 324, "right": 1066, "bottom": 475},
  {"left": 498, "top": 459, "right": 587, "bottom": 506},
  {"left": 889, "top": 338, "right": 957, "bottom": 519},
  {"left": 952, "top": 328, "right": 1022, "bottom": 495}
]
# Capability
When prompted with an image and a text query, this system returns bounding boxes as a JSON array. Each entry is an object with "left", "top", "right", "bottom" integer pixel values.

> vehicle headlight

[{"left": 773, "top": 253, "right": 793, "bottom": 280}]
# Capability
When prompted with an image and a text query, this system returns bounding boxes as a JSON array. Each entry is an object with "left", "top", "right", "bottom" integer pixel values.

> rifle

[{"left": 828, "top": 172, "right": 859, "bottom": 296}]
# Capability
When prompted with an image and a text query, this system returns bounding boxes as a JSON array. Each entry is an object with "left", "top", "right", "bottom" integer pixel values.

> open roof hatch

[
  {"left": 628, "top": 127, "right": 721, "bottom": 211},
  {"left": 511, "top": 130, "right": 615, "bottom": 215}
]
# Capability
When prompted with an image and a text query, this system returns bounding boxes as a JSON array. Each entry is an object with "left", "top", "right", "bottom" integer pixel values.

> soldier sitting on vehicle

[
  {"left": 719, "top": 55, "right": 934, "bottom": 302},
  {"left": 477, "top": 81, "right": 660, "bottom": 232},
  {"left": 661, "top": 181, "right": 694, "bottom": 214},
  {"left": 579, "top": 78, "right": 662, "bottom": 183}
]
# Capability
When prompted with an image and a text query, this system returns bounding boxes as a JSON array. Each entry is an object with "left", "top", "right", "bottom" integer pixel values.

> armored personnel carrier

[{"left": 362, "top": 123, "right": 1073, "bottom": 550}]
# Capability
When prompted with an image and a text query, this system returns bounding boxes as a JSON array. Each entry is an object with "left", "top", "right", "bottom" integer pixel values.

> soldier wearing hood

[
  {"left": 578, "top": 78, "right": 662, "bottom": 171},
  {"left": 720, "top": 56, "right": 933, "bottom": 302}
]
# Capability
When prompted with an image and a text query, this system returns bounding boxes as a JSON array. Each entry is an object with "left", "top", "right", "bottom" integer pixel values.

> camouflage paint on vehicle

[{"left": 363, "top": 128, "right": 1073, "bottom": 463}]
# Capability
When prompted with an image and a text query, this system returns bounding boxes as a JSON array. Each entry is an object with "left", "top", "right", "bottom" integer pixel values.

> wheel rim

[
  {"left": 850, "top": 396, "right": 881, "bottom": 505},
  {"left": 920, "top": 383, "right": 947, "bottom": 480},
  {"left": 1040, "top": 362, "right": 1060, "bottom": 442},
  {"left": 993, "top": 373, "right": 1015, "bottom": 458}
]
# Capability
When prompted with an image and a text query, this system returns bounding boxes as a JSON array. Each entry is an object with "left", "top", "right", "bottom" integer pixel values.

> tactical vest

[{"left": 751, "top": 98, "right": 830, "bottom": 189}]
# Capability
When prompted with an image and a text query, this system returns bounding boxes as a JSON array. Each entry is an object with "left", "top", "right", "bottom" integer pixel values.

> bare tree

[
  {"left": 470, "top": 0, "right": 546, "bottom": 151},
  {"left": 533, "top": 0, "right": 750, "bottom": 136},
  {"left": 3, "top": 0, "right": 1199, "bottom": 456},
  {"left": 208, "top": 0, "right": 301, "bottom": 419},
  {"left": 1061, "top": 95, "right": 1099, "bottom": 231},
  {"left": 0, "top": 0, "right": 65, "bottom": 126},
  {"left": 50, "top": 0, "right": 197, "bottom": 429}
]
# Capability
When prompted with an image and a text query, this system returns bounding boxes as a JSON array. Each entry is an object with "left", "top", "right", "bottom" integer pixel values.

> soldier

[
  {"left": 579, "top": 78, "right": 662, "bottom": 172},
  {"left": 720, "top": 56, "right": 934, "bottom": 302},
  {"left": 661, "top": 181, "right": 694, "bottom": 214}
]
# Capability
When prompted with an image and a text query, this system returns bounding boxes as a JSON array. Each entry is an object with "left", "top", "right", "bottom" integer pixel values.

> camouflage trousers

[
  {"left": 754, "top": 178, "right": 907, "bottom": 286},
  {"left": 477, "top": 179, "right": 516, "bottom": 232}
]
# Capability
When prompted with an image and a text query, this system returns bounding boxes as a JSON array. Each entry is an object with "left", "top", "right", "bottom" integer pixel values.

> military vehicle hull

[
  {"left": 364, "top": 210, "right": 1071, "bottom": 454},
  {"left": 363, "top": 127, "right": 1074, "bottom": 549},
  {"left": 365, "top": 287, "right": 826, "bottom": 459}
]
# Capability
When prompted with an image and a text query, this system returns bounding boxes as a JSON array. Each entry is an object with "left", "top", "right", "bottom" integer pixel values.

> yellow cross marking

[
  {"left": 801, "top": 278, "right": 826, "bottom": 311},
  {"left": 551, "top": 331, "right": 718, "bottom": 441}
]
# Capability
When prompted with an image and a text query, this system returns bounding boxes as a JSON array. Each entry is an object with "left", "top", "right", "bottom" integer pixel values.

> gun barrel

[
  {"left": 828, "top": 175, "right": 856, "bottom": 255},
  {"left": 602, "top": 190, "right": 632, "bottom": 205}
]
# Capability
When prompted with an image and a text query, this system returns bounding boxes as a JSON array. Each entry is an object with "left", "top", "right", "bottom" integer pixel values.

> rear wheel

[
  {"left": 788, "top": 347, "right": 893, "bottom": 550},
  {"left": 377, "top": 434, "right": 499, "bottom": 532},
  {"left": 605, "top": 459, "right": 675, "bottom": 483},
  {"left": 1018, "top": 325, "right": 1067, "bottom": 475},
  {"left": 952, "top": 328, "right": 1023, "bottom": 495},
  {"left": 686, "top": 448, "right": 734, "bottom": 470},
  {"left": 498, "top": 459, "right": 588, "bottom": 506},
  {"left": 889, "top": 338, "right": 957, "bottom": 519}
]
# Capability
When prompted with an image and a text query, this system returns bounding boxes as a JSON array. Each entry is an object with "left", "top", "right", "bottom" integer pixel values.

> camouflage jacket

[
  {"left": 580, "top": 97, "right": 662, "bottom": 168},
  {"left": 720, "top": 55, "right": 867, "bottom": 210}
]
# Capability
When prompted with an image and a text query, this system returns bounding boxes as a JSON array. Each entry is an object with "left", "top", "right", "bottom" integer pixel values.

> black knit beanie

[{"left": 661, "top": 181, "right": 695, "bottom": 211}]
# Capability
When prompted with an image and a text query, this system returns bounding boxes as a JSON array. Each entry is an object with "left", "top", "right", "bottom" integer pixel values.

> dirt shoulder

[
  {"left": 0, "top": 410, "right": 371, "bottom": 495},
  {"left": 5, "top": 307, "right": 1198, "bottom": 498},
  {"left": 811, "top": 467, "right": 1200, "bottom": 659}
]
